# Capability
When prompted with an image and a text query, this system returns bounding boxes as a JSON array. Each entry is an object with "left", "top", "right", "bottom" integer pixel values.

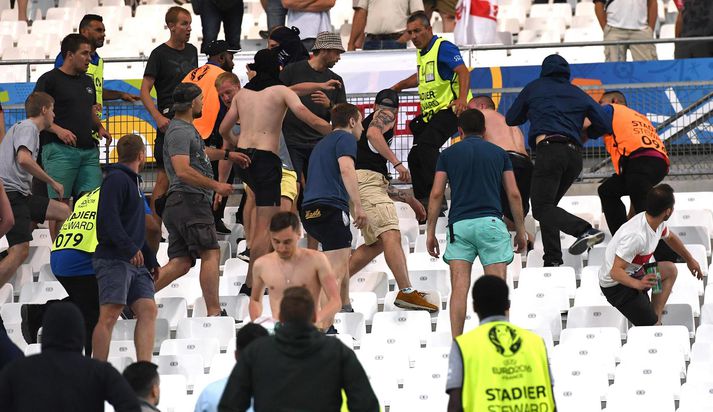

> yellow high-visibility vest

[
  {"left": 455, "top": 321, "right": 556, "bottom": 412},
  {"left": 52, "top": 188, "right": 100, "bottom": 253}
]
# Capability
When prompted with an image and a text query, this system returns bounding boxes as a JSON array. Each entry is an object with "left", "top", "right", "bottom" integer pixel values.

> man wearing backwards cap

[
  {"left": 348, "top": 89, "right": 439, "bottom": 313},
  {"left": 219, "top": 48, "right": 332, "bottom": 297},
  {"left": 156, "top": 83, "right": 250, "bottom": 317}
]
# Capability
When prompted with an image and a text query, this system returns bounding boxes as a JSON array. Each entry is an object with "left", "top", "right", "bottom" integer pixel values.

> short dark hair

[
  {"left": 78, "top": 14, "right": 102, "bottom": 32},
  {"left": 236, "top": 323, "right": 268, "bottom": 352},
  {"left": 269, "top": 211, "right": 300, "bottom": 232},
  {"left": 645, "top": 184, "right": 675, "bottom": 217},
  {"left": 458, "top": 109, "right": 486, "bottom": 135},
  {"left": 60, "top": 33, "right": 90, "bottom": 59},
  {"left": 471, "top": 94, "right": 496, "bottom": 110},
  {"left": 25, "top": 92, "right": 54, "bottom": 118},
  {"left": 407, "top": 11, "right": 431, "bottom": 27},
  {"left": 472, "top": 275, "right": 510, "bottom": 318},
  {"left": 122, "top": 361, "right": 159, "bottom": 399},
  {"left": 602, "top": 90, "right": 628, "bottom": 106},
  {"left": 165, "top": 6, "right": 190, "bottom": 25},
  {"left": 331, "top": 103, "right": 361, "bottom": 128},
  {"left": 117, "top": 134, "right": 145, "bottom": 163},
  {"left": 280, "top": 287, "right": 315, "bottom": 324}
]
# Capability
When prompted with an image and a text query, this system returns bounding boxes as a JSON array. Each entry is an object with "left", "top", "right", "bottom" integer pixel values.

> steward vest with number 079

[
  {"left": 455, "top": 321, "right": 555, "bottom": 412},
  {"left": 417, "top": 37, "right": 472, "bottom": 122},
  {"left": 604, "top": 103, "right": 669, "bottom": 174},
  {"left": 51, "top": 188, "right": 100, "bottom": 253}
]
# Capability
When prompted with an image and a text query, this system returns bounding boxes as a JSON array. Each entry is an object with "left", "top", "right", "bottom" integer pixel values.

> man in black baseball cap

[{"left": 349, "top": 88, "right": 438, "bottom": 313}]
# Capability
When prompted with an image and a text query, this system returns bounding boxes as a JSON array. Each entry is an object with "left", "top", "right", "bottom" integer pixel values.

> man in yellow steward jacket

[
  {"left": 391, "top": 11, "right": 472, "bottom": 215},
  {"left": 446, "top": 275, "right": 556, "bottom": 412}
]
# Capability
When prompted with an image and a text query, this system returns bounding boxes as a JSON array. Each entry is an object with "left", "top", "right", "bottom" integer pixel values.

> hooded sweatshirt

[
  {"left": 218, "top": 322, "right": 379, "bottom": 412},
  {"left": 505, "top": 54, "right": 612, "bottom": 148},
  {"left": 0, "top": 302, "right": 141, "bottom": 412},
  {"left": 94, "top": 163, "right": 159, "bottom": 269}
]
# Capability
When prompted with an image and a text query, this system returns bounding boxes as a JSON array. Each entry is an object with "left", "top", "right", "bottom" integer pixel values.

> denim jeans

[
  {"left": 363, "top": 37, "right": 406, "bottom": 50},
  {"left": 266, "top": 0, "right": 287, "bottom": 30},
  {"left": 530, "top": 140, "right": 591, "bottom": 266},
  {"left": 200, "top": 0, "right": 244, "bottom": 52}
]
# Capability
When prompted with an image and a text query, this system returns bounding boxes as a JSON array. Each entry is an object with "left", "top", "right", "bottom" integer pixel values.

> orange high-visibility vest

[
  {"left": 183, "top": 64, "right": 225, "bottom": 140},
  {"left": 604, "top": 103, "right": 669, "bottom": 174}
]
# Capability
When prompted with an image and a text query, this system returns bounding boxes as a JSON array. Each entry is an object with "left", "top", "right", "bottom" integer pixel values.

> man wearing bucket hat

[{"left": 156, "top": 83, "right": 250, "bottom": 317}]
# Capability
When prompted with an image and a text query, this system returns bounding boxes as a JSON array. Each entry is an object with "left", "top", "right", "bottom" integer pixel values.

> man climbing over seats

[
  {"left": 249, "top": 212, "right": 341, "bottom": 331},
  {"left": 348, "top": 89, "right": 438, "bottom": 312},
  {"left": 0, "top": 92, "right": 70, "bottom": 286},
  {"left": 218, "top": 49, "right": 332, "bottom": 296},
  {"left": 469, "top": 94, "right": 534, "bottom": 247},
  {"left": 599, "top": 184, "right": 702, "bottom": 326}
]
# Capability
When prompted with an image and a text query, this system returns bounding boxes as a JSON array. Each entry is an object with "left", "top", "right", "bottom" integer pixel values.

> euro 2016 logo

[{"left": 488, "top": 324, "right": 522, "bottom": 357}]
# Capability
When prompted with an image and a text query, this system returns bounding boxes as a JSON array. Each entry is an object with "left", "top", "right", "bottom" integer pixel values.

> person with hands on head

[
  {"left": 34, "top": 34, "right": 109, "bottom": 241},
  {"left": 248, "top": 212, "right": 341, "bottom": 332},
  {"left": 155, "top": 83, "right": 249, "bottom": 317},
  {"left": 599, "top": 184, "right": 703, "bottom": 326},
  {"left": 301, "top": 103, "right": 368, "bottom": 321},
  {"left": 348, "top": 89, "right": 439, "bottom": 313},
  {"left": 427, "top": 109, "right": 526, "bottom": 338},
  {"left": 140, "top": 6, "right": 198, "bottom": 223},
  {"left": 91, "top": 134, "right": 159, "bottom": 363},
  {"left": 0, "top": 92, "right": 71, "bottom": 287},
  {"left": 391, "top": 11, "right": 472, "bottom": 214}
]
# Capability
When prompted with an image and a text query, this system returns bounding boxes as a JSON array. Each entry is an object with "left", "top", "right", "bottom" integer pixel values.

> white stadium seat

[
  {"left": 176, "top": 317, "right": 236, "bottom": 351},
  {"left": 192, "top": 295, "right": 248, "bottom": 321},
  {"left": 517, "top": 266, "right": 577, "bottom": 298},
  {"left": 112, "top": 318, "right": 170, "bottom": 353},
  {"left": 18, "top": 281, "right": 68, "bottom": 304},
  {"left": 159, "top": 338, "right": 221, "bottom": 368},
  {"left": 155, "top": 297, "right": 188, "bottom": 331},
  {"left": 567, "top": 305, "right": 628, "bottom": 339}
]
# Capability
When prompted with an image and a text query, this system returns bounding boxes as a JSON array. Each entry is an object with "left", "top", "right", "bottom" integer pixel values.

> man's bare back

[
  {"left": 481, "top": 109, "right": 528, "bottom": 155},
  {"left": 221, "top": 85, "right": 331, "bottom": 155},
  {"left": 250, "top": 247, "right": 340, "bottom": 324}
]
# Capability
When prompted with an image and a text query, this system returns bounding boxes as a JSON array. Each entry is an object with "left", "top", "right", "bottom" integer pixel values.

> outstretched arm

[
  {"left": 391, "top": 73, "right": 418, "bottom": 92},
  {"left": 283, "top": 87, "right": 332, "bottom": 135},
  {"left": 663, "top": 232, "right": 703, "bottom": 279}
]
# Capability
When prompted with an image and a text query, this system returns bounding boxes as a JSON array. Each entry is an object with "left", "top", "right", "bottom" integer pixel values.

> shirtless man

[
  {"left": 218, "top": 49, "right": 332, "bottom": 295},
  {"left": 249, "top": 212, "right": 341, "bottom": 330},
  {"left": 469, "top": 95, "right": 534, "bottom": 245}
]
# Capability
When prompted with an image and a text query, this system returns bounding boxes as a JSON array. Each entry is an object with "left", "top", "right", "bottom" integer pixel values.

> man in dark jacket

[
  {"left": 0, "top": 302, "right": 141, "bottom": 411},
  {"left": 218, "top": 286, "right": 380, "bottom": 412},
  {"left": 506, "top": 54, "right": 612, "bottom": 267},
  {"left": 92, "top": 134, "right": 159, "bottom": 362}
]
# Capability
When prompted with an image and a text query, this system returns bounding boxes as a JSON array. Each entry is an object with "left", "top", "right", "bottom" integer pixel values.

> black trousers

[
  {"left": 408, "top": 109, "right": 458, "bottom": 203},
  {"left": 57, "top": 275, "right": 99, "bottom": 356},
  {"left": 598, "top": 155, "right": 677, "bottom": 261},
  {"left": 531, "top": 141, "right": 591, "bottom": 266}
]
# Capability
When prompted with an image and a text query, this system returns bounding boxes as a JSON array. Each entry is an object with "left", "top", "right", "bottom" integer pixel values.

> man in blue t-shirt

[
  {"left": 426, "top": 109, "right": 527, "bottom": 338},
  {"left": 301, "top": 103, "right": 368, "bottom": 319}
]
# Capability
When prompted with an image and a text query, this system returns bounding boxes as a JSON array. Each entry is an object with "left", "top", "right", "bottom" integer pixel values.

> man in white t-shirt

[
  {"left": 594, "top": 0, "right": 658, "bottom": 61},
  {"left": 283, "top": 0, "right": 334, "bottom": 51},
  {"left": 599, "top": 184, "right": 702, "bottom": 326}
]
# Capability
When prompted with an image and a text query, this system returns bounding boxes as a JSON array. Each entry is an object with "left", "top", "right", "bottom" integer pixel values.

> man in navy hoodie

[
  {"left": 92, "top": 134, "right": 159, "bottom": 362},
  {"left": 506, "top": 54, "right": 612, "bottom": 267}
]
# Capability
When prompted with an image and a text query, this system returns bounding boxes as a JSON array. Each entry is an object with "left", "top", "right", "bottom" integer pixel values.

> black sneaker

[
  {"left": 239, "top": 283, "right": 252, "bottom": 297},
  {"left": 121, "top": 306, "right": 135, "bottom": 320},
  {"left": 568, "top": 228, "right": 605, "bottom": 256},
  {"left": 215, "top": 219, "right": 231, "bottom": 235},
  {"left": 325, "top": 325, "right": 338, "bottom": 335},
  {"left": 20, "top": 304, "right": 45, "bottom": 344},
  {"left": 237, "top": 249, "right": 250, "bottom": 262}
]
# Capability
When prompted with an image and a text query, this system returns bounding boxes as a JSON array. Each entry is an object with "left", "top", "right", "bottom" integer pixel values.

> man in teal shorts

[{"left": 426, "top": 109, "right": 527, "bottom": 338}]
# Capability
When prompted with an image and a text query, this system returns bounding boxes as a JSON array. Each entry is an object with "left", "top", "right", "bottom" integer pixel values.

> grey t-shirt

[
  {"left": 164, "top": 118, "right": 214, "bottom": 200},
  {"left": 0, "top": 119, "right": 40, "bottom": 195}
]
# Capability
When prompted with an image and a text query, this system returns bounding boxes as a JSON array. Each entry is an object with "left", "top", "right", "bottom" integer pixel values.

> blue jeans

[
  {"left": 363, "top": 37, "right": 406, "bottom": 50},
  {"left": 266, "top": 0, "right": 287, "bottom": 30},
  {"left": 200, "top": 0, "right": 244, "bottom": 52}
]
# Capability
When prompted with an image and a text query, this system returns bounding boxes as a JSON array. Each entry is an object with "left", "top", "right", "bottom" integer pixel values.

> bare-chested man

[
  {"left": 219, "top": 49, "right": 332, "bottom": 296},
  {"left": 249, "top": 212, "right": 341, "bottom": 330},
  {"left": 469, "top": 95, "right": 534, "bottom": 245}
]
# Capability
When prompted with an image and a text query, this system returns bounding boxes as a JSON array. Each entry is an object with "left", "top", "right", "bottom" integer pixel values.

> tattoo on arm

[
  {"left": 370, "top": 109, "right": 396, "bottom": 133},
  {"left": 387, "top": 186, "right": 409, "bottom": 202}
]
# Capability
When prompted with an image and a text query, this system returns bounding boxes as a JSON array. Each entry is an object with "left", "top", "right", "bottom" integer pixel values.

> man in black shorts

[
  {"left": 155, "top": 83, "right": 249, "bottom": 316},
  {"left": 0, "top": 92, "right": 70, "bottom": 286},
  {"left": 301, "top": 103, "right": 368, "bottom": 311},
  {"left": 140, "top": 6, "right": 198, "bottom": 222},
  {"left": 598, "top": 185, "right": 703, "bottom": 326}
]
